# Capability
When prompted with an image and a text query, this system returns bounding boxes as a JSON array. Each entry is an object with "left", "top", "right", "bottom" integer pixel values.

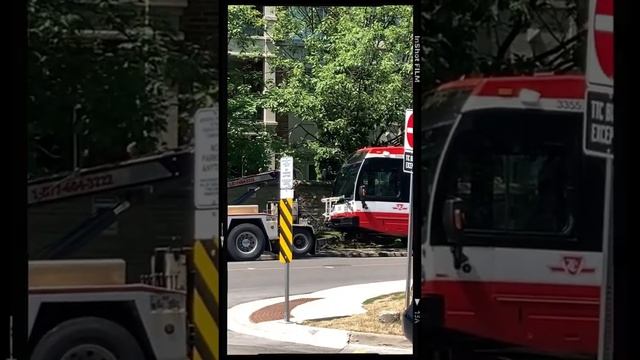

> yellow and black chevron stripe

[
  {"left": 191, "top": 239, "right": 219, "bottom": 360},
  {"left": 278, "top": 198, "right": 294, "bottom": 264}
]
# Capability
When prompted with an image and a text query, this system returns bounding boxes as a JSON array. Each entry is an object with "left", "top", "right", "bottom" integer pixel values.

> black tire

[
  {"left": 227, "top": 223, "right": 266, "bottom": 261},
  {"left": 31, "top": 317, "right": 145, "bottom": 360},
  {"left": 292, "top": 227, "right": 314, "bottom": 258}
]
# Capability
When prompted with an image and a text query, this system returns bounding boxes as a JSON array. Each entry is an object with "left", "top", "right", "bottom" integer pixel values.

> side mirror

[
  {"left": 358, "top": 185, "right": 367, "bottom": 199},
  {"left": 442, "top": 197, "right": 465, "bottom": 244},
  {"left": 358, "top": 185, "right": 368, "bottom": 209},
  {"left": 442, "top": 197, "right": 470, "bottom": 272}
]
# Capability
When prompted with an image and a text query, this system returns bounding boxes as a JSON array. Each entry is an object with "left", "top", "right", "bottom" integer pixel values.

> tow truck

[
  {"left": 404, "top": 74, "right": 603, "bottom": 359},
  {"left": 321, "top": 146, "right": 411, "bottom": 241},
  {"left": 26, "top": 148, "right": 316, "bottom": 358},
  {"left": 226, "top": 171, "right": 317, "bottom": 261},
  {"left": 28, "top": 149, "right": 192, "bottom": 360},
  {"left": 28, "top": 151, "right": 317, "bottom": 262}
]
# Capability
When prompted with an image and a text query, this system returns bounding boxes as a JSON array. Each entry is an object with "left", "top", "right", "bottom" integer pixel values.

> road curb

[
  {"left": 228, "top": 295, "right": 350, "bottom": 350},
  {"left": 347, "top": 331, "right": 411, "bottom": 349},
  {"left": 228, "top": 281, "right": 410, "bottom": 353}
]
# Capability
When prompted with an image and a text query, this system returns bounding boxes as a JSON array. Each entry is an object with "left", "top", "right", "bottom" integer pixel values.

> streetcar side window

[
  {"left": 430, "top": 109, "right": 603, "bottom": 250},
  {"left": 356, "top": 158, "right": 410, "bottom": 202}
]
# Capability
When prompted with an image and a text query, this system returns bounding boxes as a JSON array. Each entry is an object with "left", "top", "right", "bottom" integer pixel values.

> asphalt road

[{"left": 226, "top": 256, "right": 408, "bottom": 354}]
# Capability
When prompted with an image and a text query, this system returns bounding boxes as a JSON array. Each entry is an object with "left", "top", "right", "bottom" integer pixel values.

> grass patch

[
  {"left": 363, "top": 291, "right": 404, "bottom": 305},
  {"left": 303, "top": 292, "right": 406, "bottom": 336}
]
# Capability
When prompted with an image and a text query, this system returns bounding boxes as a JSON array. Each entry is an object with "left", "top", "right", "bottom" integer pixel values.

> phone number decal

[{"left": 30, "top": 174, "right": 114, "bottom": 202}]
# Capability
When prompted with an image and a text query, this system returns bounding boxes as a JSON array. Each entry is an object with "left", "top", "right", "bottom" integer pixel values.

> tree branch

[
  {"left": 289, "top": 122, "right": 321, "bottom": 143},
  {"left": 373, "top": 114, "right": 398, "bottom": 145},
  {"left": 33, "top": 143, "right": 63, "bottom": 159},
  {"left": 494, "top": 19, "right": 527, "bottom": 71},
  {"left": 493, "top": 8, "right": 502, "bottom": 52},
  {"left": 530, "top": 28, "right": 584, "bottom": 63},
  {"left": 373, "top": 127, "right": 386, "bottom": 145},
  {"left": 533, "top": 6, "right": 563, "bottom": 45}
]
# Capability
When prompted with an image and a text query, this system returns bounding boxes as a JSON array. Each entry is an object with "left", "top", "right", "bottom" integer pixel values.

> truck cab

[
  {"left": 410, "top": 75, "right": 604, "bottom": 358},
  {"left": 225, "top": 170, "right": 317, "bottom": 261},
  {"left": 225, "top": 202, "right": 316, "bottom": 261}
]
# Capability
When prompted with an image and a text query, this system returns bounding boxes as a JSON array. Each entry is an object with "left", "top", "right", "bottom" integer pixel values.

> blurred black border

[
  {"left": 9, "top": 0, "right": 27, "bottom": 358},
  {"left": 613, "top": 0, "right": 632, "bottom": 359},
  {"left": 411, "top": 0, "right": 422, "bottom": 358},
  {"left": 222, "top": 1, "right": 419, "bottom": 360},
  {"left": 219, "top": 0, "right": 230, "bottom": 357}
]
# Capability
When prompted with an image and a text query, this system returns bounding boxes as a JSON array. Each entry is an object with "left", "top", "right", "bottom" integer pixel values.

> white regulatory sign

[
  {"left": 280, "top": 156, "right": 294, "bottom": 199},
  {"left": 403, "top": 109, "right": 414, "bottom": 174},
  {"left": 584, "top": 0, "right": 614, "bottom": 159},
  {"left": 194, "top": 106, "right": 220, "bottom": 209}
]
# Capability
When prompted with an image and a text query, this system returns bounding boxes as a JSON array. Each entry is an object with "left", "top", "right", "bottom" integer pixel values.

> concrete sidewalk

[{"left": 227, "top": 280, "right": 412, "bottom": 354}]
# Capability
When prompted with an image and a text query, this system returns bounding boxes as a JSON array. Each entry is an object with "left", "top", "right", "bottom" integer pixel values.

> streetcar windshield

[{"left": 332, "top": 150, "right": 367, "bottom": 199}]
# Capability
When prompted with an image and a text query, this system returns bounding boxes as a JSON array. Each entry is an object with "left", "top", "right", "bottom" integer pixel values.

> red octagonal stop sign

[
  {"left": 405, "top": 112, "right": 414, "bottom": 150},
  {"left": 594, "top": 0, "right": 613, "bottom": 79}
]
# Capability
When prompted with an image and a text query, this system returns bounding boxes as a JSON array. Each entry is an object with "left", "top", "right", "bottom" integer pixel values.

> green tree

[
  {"left": 227, "top": 55, "right": 283, "bottom": 178},
  {"left": 420, "top": 0, "right": 586, "bottom": 93},
  {"left": 263, "top": 6, "right": 413, "bottom": 180},
  {"left": 28, "top": 0, "right": 217, "bottom": 178},
  {"left": 227, "top": 6, "right": 285, "bottom": 178}
]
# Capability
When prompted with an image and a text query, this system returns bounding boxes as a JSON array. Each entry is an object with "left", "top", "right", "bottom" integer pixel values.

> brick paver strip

[{"left": 250, "top": 298, "right": 321, "bottom": 323}]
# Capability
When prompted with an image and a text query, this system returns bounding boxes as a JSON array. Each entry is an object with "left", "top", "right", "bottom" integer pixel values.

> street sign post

[
  {"left": 585, "top": 0, "right": 614, "bottom": 358},
  {"left": 279, "top": 156, "right": 294, "bottom": 322},
  {"left": 192, "top": 106, "right": 220, "bottom": 360},
  {"left": 403, "top": 109, "right": 413, "bottom": 308}
]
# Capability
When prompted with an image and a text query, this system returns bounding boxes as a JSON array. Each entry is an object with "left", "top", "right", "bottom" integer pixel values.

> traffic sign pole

[
  {"left": 285, "top": 262, "right": 290, "bottom": 322},
  {"left": 279, "top": 156, "right": 294, "bottom": 323},
  {"left": 585, "top": 0, "right": 614, "bottom": 358},
  {"left": 405, "top": 173, "right": 413, "bottom": 309},
  {"left": 278, "top": 197, "right": 294, "bottom": 322},
  {"left": 192, "top": 106, "right": 220, "bottom": 360},
  {"left": 598, "top": 157, "right": 614, "bottom": 360}
]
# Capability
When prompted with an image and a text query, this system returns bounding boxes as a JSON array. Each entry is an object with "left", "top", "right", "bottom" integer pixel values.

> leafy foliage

[
  {"left": 420, "top": 0, "right": 586, "bottom": 93},
  {"left": 229, "top": 3, "right": 583, "bottom": 180},
  {"left": 263, "top": 6, "right": 413, "bottom": 179},
  {"left": 28, "top": 0, "right": 217, "bottom": 178},
  {"left": 227, "top": 6, "right": 284, "bottom": 178}
]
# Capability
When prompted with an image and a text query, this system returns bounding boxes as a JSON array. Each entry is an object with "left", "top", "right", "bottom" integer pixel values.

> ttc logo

[
  {"left": 392, "top": 204, "right": 408, "bottom": 211},
  {"left": 549, "top": 256, "right": 596, "bottom": 275}
]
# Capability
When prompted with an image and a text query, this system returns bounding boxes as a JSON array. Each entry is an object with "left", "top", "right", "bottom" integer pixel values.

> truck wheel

[
  {"left": 31, "top": 317, "right": 144, "bottom": 360},
  {"left": 292, "top": 228, "right": 313, "bottom": 258},
  {"left": 227, "top": 223, "right": 265, "bottom": 261}
]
